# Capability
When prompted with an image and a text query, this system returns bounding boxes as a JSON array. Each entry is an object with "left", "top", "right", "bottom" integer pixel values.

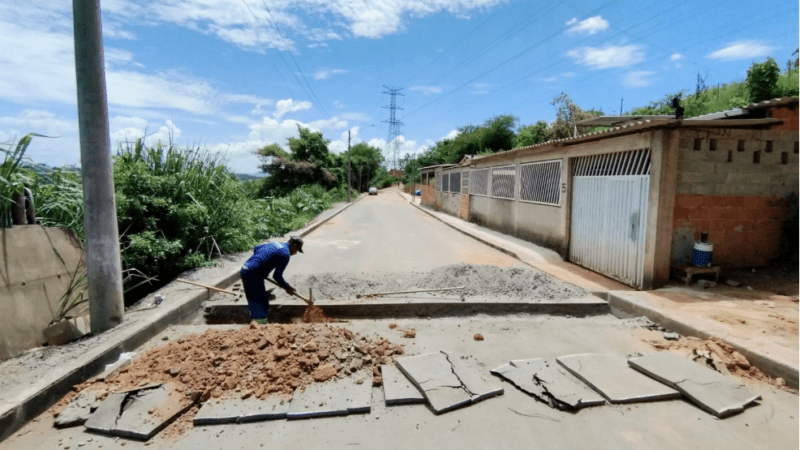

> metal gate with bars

[{"left": 569, "top": 149, "right": 651, "bottom": 288}]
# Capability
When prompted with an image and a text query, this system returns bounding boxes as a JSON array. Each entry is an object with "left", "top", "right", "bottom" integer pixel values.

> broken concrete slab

[
  {"left": 396, "top": 352, "right": 472, "bottom": 414},
  {"left": 193, "top": 396, "right": 290, "bottom": 425},
  {"left": 396, "top": 351, "right": 502, "bottom": 414},
  {"left": 380, "top": 365, "right": 413, "bottom": 403},
  {"left": 629, "top": 352, "right": 761, "bottom": 418},
  {"left": 54, "top": 390, "right": 102, "bottom": 428},
  {"left": 445, "top": 353, "right": 504, "bottom": 403},
  {"left": 84, "top": 384, "right": 195, "bottom": 440},
  {"left": 84, "top": 393, "right": 126, "bottom": 435},
  {"left": 287, "top": 372, "right": 372, "bottom": 420},
  {"left": 381, "top": 365, "right": 426, "bottom": 406},
  {"left": 557, "top": 354, "right": 681, "bottom": 404},
  {"left": 491, "top": 359, "right": 604, "bottom": 410}
]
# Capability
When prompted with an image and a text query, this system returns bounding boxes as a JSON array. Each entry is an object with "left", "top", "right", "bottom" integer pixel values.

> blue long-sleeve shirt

[{"left": 243, "top": 242, "right": 292, "bottom": 288}]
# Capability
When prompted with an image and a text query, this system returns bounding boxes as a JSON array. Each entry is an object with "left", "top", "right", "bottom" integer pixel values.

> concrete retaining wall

[{"left": 0, "top": 226, "right": 87, "bottom": 361}]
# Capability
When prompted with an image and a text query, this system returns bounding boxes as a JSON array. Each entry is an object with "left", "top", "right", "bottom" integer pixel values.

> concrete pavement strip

[
  {"left": 286, "top": 370, "right": 372, "bottom": 420},
  {"left": 85, "top": 383, "right": 195, "bottom": 440},
  {"left": 193, "top": 395, "right": 289, "bottom": 425},
  {"left": 556, "top": 354, "right": 681, "bottom": 404},
  {"left": 396, "top": 351, "right": 503, "bottom": 414},
  {"left": 53, "top": 390, "right": 101, "bottom": 428},
  {"left": 629, "top": 352, "right": 761, "bottom": 418},
  {"left": 0, "top": 197, "right": 365, "bottom": 442},
  {"left": 380, "top": 365, "right": 426, "bottom": 406},
  {"left": 491, "top": 358, "right": 606, "bottom": 410},
  {"left": 400, "top": 191, "right": 798, "bottom": 389}
]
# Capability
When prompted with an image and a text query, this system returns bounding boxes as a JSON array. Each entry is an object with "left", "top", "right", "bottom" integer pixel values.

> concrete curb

[
  {"left": 204, "top": 299, "right": 611, "bottom": 324},
  {"left": 606, "top": 292, "right": 799, "bottom": 389},
  {"left": 0, "top": 198, "right": 363, "bottom": 442}
]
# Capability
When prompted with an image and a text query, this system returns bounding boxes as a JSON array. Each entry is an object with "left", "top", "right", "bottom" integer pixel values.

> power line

[
  {"left": 261, "top": 0, "right": 330, "bottom": 119},
  {"left": 239, "top": 0, "right": 329, "bottom": 119}
]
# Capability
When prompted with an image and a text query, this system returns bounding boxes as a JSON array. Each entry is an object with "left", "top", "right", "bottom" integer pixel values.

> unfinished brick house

[{"left": 420, "top": 97, "right": 798, "bottom": 290}]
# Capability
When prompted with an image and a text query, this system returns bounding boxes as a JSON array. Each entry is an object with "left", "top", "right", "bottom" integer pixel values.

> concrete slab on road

[
  {"left": 5, "top": 315, "right": 795, "bottom": 449},
  {"left": 629, "top": 352, "right": 761, "bottom": 418},
  {"left": 557, "top": 354, "right": 681, "bottom": 404},
  {"left": 380, "top": 365, "right": 425, "bottom": 406},
  {"left": 193, "top": 396, "right": 290, "bottom": 425},
  {"left": 491, "top": 358, "right": 606, "bottom": 410}
]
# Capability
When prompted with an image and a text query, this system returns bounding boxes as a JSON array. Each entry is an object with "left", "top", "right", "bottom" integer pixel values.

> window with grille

[
  {"left": 520, "top": 160, "right": 561, "bottom": 206},
  {"left": 491, "top": 165, "right": 515, "bottom": 199},
  {"left": 435, "top": 172, "right": 442, "bottom": 191},
  {"left": 442, "top": 173, "right": 450, "bottom": 192},
  {"left": 572, "top": 149, "right": 651, "bottom": 177},
  {"left": 470, "top": 168, "right": 489, "bottom": 196},
  {"left": 461, "top": 170, "right": 470, "bottom": 194},
  {"left": 449, "top": 171, "right": 461, "bottom": 193}
]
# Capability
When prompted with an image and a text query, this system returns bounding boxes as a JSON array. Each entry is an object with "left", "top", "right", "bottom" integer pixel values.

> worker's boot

[{"left": 254, "top": 318, "right": 268, "bottom": 325}]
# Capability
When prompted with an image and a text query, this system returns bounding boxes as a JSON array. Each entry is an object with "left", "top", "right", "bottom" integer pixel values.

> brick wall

[
  {"left": 672, "top": 194, "right": 788, "bottom": 267},
  {"left": 460, "top": 193, "right": 469, "bottom": 220},
  {"left": 769, "top": 104, "right": 799, "bottom": 131},
  {"left": 420, "top": 185, "right": 435, "bottom": 207}
]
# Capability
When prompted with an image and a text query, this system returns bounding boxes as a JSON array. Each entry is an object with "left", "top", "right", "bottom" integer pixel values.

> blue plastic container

[{"left": 691, "top": 241, "right": 713, "bottom": 267}]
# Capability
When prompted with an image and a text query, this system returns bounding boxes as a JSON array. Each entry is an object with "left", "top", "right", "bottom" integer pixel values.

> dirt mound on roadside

[
  {"left": 77, "top": 323, "right": 404, "bottom": 402},
  {"left": 296, "top": 264, "right": 586, "bottom": 301},
  {"left": 648, "top": 336, "right": 785, "bottom": 387}
]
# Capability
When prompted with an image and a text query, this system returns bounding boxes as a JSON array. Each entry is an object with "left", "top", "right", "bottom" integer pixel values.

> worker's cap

[{"left": 288, "top": 236, "right": 304, "bottom": 253}]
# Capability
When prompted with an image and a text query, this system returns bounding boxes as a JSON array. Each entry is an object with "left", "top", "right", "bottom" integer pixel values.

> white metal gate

[{"left": 569, "top": 149, "right": 650, "bottom": 288}]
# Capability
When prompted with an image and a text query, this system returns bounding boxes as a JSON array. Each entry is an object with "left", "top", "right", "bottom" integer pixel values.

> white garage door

[{"left": 570, "top": 149, "right": 650, "bottom": 288}]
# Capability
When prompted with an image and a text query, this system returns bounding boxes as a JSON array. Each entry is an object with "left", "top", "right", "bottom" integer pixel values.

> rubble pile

[{"left": 78, "top": 323, "right": 404, "bottom": 402}]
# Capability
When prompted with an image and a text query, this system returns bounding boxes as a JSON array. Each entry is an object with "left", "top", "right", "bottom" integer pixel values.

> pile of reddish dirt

[
  {"left": 76, "top": 323, "right": 404, "bottom": 403},
  {"left": 648, "top": 336, "right": 786, "bottom": 387},
  {"left": 301, "top": 305, "right": 335, "bottom": 323}
]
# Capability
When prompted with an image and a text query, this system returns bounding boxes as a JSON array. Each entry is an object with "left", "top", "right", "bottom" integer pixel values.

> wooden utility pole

[
  {"left": 347, "top": 130, "right": 351, "bottom": 202},
  {"left": 72, "top": 0, "right": 125, "bottom": 333}
]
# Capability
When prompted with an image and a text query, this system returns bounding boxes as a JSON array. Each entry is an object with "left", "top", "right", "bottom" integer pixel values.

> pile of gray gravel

[{"left": 293, "top": 264, "right": 586, "bottom": 302}]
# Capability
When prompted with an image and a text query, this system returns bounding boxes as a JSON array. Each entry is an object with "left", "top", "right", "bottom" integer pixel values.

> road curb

[
  {"left": 0, "top": 198, "right": 361, "bottom": 442},
  {"left": 607, "top": 291, "right": 799, "bottom": 389},
  {"left": 203, "top": 298, "right": 611, "bottom": 323}
]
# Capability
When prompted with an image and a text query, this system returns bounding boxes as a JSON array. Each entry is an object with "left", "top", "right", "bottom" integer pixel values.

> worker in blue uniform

[{"left": 240, "top": 236, "right": 303, "bottom": 324}]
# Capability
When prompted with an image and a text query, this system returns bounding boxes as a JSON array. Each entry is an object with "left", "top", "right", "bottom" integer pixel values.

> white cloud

[
  {"left": 313, "top": 68, "right": 348, "bottom": 80},
  {"left": 442, "top": 129, "right": 460, "bottom": 140},
  {"left": 409, "top": 85, "right": 443, "bottom": 95},
  {"left": 567, "top": 45, "right": 644, "bottom": 69},
  {"left": 624, "top": 71, "right": 655, "bottom": 87},
  {"left": 543, "top": 72, "right": 576, "bottom": 83},
  {"left": 0, "top": 109, "right": 76, "bottom": 139},
  {"left": 670, "top": 53, "right": 684, "bottom": 61},
  {"left": 565, "top": 16, "right": 609, "bottom": 35},
  {"left": 109, "top": 117, "right": 182, "bottom": 148},
  {"left": 471, "top": 83, "right": 491, "bottom": 94},
  {"left": 273, "top": 99, "right": 313, "bottom": 119},
  {"left": 707, "top": 40, "right": 774, "bottom": 61}
]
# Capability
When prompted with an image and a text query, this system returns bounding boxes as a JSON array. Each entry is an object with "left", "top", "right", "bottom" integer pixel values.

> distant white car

[{"left": 368, "top": 187, "right": 378, "bottom": 195}]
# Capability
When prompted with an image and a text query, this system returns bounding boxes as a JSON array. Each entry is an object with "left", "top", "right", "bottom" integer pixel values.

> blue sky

[{"left": 1, "top": 0, "right": 797, "bottom": 174}]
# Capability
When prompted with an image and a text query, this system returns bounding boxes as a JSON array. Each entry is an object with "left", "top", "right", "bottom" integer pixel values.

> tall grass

[{"left": 0, "top": 134, "right": 36, "bottom": 227}]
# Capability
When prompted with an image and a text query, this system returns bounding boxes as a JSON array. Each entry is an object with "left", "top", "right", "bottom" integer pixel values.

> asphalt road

[{"left": 291, "top": 189, "right": 524, "bottom": 278}]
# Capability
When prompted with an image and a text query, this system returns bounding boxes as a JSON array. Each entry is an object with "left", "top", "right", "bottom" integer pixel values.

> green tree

[
  {"left": 346, "top": 142, "right": 384, "bottom": 192},
  {"left": 746, "top": 57, "right": 780, "bottom": 103},
  {"left": 257, "top": 126, "right": 339, "bottom": 196},
  {"left": 514, "top": 121, "right": 551, "bottom": 147},
  {"left": 550, "top": 93, "right": 602, "bottom": 138}
]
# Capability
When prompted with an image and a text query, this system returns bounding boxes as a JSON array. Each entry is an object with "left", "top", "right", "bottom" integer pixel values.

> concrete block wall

[
  {"left": 459, "top": 193, "right": 469, "bottom": 220},
  {"left": 671, "top": 128, "right": 798, "bottom": 268}
]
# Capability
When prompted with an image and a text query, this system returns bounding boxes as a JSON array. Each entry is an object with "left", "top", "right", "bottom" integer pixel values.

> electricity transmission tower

[{"left": 382, "top": 86, "right": 404, "bottom": 171}]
